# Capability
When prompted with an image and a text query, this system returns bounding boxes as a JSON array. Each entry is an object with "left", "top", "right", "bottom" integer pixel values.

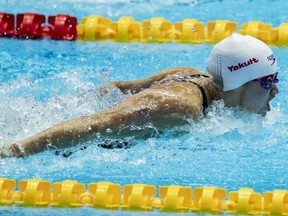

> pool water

[{"left": 1, "top": 0, "right": 288, "bottom": 215}]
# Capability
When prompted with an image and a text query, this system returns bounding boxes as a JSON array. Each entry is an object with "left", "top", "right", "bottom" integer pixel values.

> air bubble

[{"left": 106, "top": 128, "right": 112, "bottom": 133}]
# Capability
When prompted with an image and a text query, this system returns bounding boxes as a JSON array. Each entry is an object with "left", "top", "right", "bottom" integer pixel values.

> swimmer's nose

[{"left": 270, "top": 85, "right": 279, "bottom": 98}]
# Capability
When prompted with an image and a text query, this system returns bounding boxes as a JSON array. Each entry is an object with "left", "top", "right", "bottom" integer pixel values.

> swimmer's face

[{"left": 241, "top": 73, "right": 279, "bottom": 116}]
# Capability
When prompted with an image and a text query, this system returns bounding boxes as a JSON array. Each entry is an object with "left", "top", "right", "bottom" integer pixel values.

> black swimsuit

[{"left": 159, "top": 74, "right": 210, "bottom": 112}]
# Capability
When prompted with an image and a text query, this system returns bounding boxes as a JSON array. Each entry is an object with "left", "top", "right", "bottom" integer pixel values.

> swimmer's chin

[
  {"left": 256, "top": 107, "right": 270, "bottom": 116},
  {"left": 259, "top": 102, "right": 274, "bottom": 116},
  {"left": 258, "top": 110, "right": 267, "bottom": 117}
]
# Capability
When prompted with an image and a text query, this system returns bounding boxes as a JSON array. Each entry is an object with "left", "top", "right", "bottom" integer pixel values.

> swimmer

[{"left": 0, "top": 33, "right": 279, "bottom": 158}]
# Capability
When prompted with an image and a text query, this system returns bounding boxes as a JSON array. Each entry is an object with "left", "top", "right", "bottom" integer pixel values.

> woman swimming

[{"left": 0, "top": 33, "right": 279, "bottom": 158}]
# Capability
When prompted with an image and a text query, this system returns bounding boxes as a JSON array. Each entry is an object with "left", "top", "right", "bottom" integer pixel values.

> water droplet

[
  {"left": 96, "top": 133, "right": 101, "bottom": 138},
  {"left": 106, "top": 128, "right": 112, "bottom": 133}
]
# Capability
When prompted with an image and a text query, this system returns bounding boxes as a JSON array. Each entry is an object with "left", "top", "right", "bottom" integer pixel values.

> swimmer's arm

[
  {"left": 0, "top": 105, "right": 153, "bottom": 158},
  {"left": 0, "top": 116, "right": 94, "bottom": 158},
  {"left": 109, "top": 67, "right": 203, "bottom": 94},
  {"left": 0, "top": 114, "right": 114, "bottom": 158}
]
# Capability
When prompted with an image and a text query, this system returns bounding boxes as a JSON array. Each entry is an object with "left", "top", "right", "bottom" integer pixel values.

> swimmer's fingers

[
  {"left": 98, "top": 81, "right": 122, "bottom": 96},
  {"left": 107, "top": 81, "right": 137, "bottom": 94},
  {"left": 107, "top": 81, "right": 121, "bottom": 89}
]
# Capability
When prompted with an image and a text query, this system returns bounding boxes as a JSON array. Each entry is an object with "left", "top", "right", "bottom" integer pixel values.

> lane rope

[
  {"left": 0, "top": 178, "right": 287, "bottom": 215},
  {"left": 1, "top": 12, "right": 288, "bottom": 45}
]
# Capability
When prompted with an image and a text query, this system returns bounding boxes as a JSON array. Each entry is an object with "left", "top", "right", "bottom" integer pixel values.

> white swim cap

[{"left": 206, "top": 33, "right": 278, "bottom": 91}]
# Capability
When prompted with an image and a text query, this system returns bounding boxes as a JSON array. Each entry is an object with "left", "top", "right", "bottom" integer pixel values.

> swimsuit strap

[{"left": 186, "top": 74, "right": 211, "bottom": 79}]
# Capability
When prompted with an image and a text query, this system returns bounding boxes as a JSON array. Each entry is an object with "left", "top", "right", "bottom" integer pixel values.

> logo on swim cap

[
  {"left": 267, "top": 54, "right": 276, "bottom": 65},
  {"left": 227, "top": 58, "right": 259, "bottom": 72}
]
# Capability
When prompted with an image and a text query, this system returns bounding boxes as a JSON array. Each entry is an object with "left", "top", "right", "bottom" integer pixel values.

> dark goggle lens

[
  {"left": 260, "top": 79, "right": 277, "bottom": 89},
  {"left": 257, "top": 73, "right": 279, "bottom": 89}
]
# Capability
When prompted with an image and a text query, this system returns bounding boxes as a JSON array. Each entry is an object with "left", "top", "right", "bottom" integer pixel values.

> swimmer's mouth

[
  {"left": 267, "top": 92, "right": 277, "bottom": 111},
  {"left": 267, "top": 102, "right": 271, "bottom": 111}
]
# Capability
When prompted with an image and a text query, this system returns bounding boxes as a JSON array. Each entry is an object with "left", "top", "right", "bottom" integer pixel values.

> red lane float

[
  {"left": 16, "top": 13, "right": 45, "bottom": 39},
  {"left": 48, "top": 14, "right": 77, "bottom": 40},
  {"left": 0, "top": 12, "right": 15, "bottom": 37}
]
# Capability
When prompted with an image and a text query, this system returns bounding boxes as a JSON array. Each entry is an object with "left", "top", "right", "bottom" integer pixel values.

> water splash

[{"left": 0, "top": 68, "right": 128, "bottom": 146}]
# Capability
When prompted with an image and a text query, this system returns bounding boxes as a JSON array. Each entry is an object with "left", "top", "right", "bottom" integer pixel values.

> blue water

[{"left": 1, "top": 0, "right": 288, "bottom": 215}]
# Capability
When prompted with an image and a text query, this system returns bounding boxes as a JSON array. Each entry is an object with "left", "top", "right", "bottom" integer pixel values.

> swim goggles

[{"left": 253, "top": 72, "right": 279, "bottom": 89}]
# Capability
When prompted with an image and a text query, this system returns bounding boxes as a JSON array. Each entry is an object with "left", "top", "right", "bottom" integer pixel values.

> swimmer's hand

[
  {"left": 0, "top": 144, "right": 26, "bottom": 159},
  {"left": 107, "top": 81, "right": 123, "bottom": 92},
  {"left": 101, "top": 80, "right": 147, "bottom": 95},
  {"left": 99, "top": 81, "right": 125, "bottom": 96}
]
